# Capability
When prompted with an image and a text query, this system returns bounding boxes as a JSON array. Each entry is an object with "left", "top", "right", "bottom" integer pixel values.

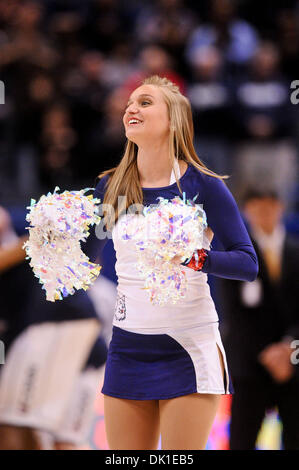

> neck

[{"left": 136, "top": 140, "right": 173, "bottom": 186}]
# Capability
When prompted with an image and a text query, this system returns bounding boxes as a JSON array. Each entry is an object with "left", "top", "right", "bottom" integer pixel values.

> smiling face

[{"left": 123, "top": 84, "right": 170, "bottom": 146}]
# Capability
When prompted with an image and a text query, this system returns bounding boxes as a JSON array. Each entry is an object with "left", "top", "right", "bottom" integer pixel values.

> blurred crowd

[
  {"left": 0, "top": 0, "right": 299, "bottom": 450},
  {"left": 0, "top": 0, "right": 298, "bottom": 210}
]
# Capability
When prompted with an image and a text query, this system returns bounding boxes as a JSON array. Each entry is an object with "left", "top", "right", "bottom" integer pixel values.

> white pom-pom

[
  {"left": 120, "top": 194, "right": 207, "bottom": 305},
  {"left": 24, "top": 188, "right": 102, "bottom": 301}
]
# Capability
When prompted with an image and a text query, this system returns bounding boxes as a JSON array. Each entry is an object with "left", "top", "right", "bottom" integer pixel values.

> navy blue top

[{"left": 93, "top": 164, "right": 259, "bottom": 282}]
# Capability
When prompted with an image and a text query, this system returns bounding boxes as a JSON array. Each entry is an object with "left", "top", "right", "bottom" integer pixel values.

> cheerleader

[{"left": 94, "top": 75, "right": 258, "bottom": 450}]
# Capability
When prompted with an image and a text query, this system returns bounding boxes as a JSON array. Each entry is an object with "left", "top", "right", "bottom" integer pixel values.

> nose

[{"left": 126, "top": 101, "right": 139, "bottom": 114}]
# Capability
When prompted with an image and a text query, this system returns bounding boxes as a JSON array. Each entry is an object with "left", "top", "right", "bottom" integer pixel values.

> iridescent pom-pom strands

[
  {"left": 120, "top": 194, "right": 208, "bottom": 306},
  {"left": 24, "top": 187, "right": 102, "bottom": 301}
]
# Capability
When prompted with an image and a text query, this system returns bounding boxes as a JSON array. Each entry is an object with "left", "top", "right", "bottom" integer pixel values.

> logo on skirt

[{"left": 114, "top": 294, "right": 126, "bottom": 321}]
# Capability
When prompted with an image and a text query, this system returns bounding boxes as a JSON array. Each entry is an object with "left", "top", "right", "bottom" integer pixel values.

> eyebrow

[{"left": 126, "top": 94, "right": 154, "bottom": 105}]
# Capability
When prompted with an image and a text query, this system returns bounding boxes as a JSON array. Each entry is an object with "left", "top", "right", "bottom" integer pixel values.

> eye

[{"left": 124, "top": 100, "right": 151, "bottom": 111}]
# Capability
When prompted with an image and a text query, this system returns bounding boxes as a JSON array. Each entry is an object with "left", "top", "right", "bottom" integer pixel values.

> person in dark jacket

[{"left": 216, "top": 188, "right": 299, "bottom": 450}]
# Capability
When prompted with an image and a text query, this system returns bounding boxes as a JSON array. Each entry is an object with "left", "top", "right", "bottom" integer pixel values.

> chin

[
  {"left": 126, "top": 132, "right": 142, "bottom": 145},
  {"left": 126, "top": 134, "right": 138, "bottom": 143}
]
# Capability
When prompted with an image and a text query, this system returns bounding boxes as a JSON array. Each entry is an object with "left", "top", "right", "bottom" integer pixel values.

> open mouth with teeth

[{"left": 128, "top": 119, "right": 143, "bottom": 125}]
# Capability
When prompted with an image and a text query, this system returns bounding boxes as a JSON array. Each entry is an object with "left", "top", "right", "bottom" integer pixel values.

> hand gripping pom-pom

[
  {"left": 119, "top": 194, "right": 208, "bottom": 306},
  {"left": 23, "top": 187, "right": 102, "bottom": 301}
]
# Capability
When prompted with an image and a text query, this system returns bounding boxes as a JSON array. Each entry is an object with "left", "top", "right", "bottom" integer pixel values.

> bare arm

[{"left": 0, "top": 235, "right": 28, "bottom": 273}]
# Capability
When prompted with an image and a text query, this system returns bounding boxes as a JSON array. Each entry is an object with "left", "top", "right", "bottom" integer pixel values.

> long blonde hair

[{"left": 98, "top": 75, "right": 230, "bottom": 229}]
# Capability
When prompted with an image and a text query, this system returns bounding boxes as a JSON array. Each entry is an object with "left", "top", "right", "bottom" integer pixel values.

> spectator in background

[
  {"left": 61, "top": 46, "right": 133, "bottom": 184},
  {"left": 233, "top": 41, "right": 295, "bottom": 140},
  {"left": 122, "top": 44, "right": 186, "bottom": 95},
  {"left": 0, "top": 0, "right": 60, "bottom": 204},
  {"left": 275, "top": 9, "right": 299, "bottom": 80},
  {"left": 185, "top": 0, "right": 259, "bottom": 74},
  {"left": 22, "top": 71, "right": 57, "bottom": 148},
  {"left": 0, "top": 82, "right": 15, "bottom": 204},
  {"left": 46, "top": 9, "right": 86, "bottom": 77},
  {"left": 284, "top": 185, "right": 299, "bottom": 237},
  {"left": 0, "top": 204, "right": 107, "bottom": 450},
  {"left": 83, "top": 0, "right": 128, "bottom": 54},
  {"left": 75, "top": 86, "right": 128, "bottom": 178},
  {"left": 0, "top": 205, "right": 40, "bottom": 449},
  {"left": 187, "top": 45, "right": 233, "bottom": 175},
  {"left": 0, "top": 0, "right": 57, "bottom": 72},
  {"left": 100, "top": 41, "right": 135, "bottom": 89},
  {"left": 61, "top": 49, "right": 110, "bottom": 182},
  {"left": 11, "top": 71, "right": 58, "bottom": 200},
  {"left": 232, "top": 41, "right": 298, "bottom": 206},
  {"left": 0, "top": 206, "right": 30, "bottom": 353},
  {"left": 38, "top": 102, "right": 77, "bottom": 191},
  {"left": 134, "top": 0, "right": 197, "bottom": 75},
  {"left": 216, "top": 189, "right": 299, "bottom": 450},
  {"left": 0, "top": 0, "right": 58, "bottom": 121},
  {"left": 0, "top": 0, "right": 21, "bottom": 31}
]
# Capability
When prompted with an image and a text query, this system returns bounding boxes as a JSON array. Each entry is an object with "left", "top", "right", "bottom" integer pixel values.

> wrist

[{"left": 181, "top": 248, "right": 208, "bottom": 271}]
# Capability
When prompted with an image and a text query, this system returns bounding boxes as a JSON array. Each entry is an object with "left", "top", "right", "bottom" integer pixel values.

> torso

[
  {"left": 111, "top": 164, "right": 218, "bottom": 330},
  {"left": 140, "top": 160, "right": 214, "bottom": 243}
]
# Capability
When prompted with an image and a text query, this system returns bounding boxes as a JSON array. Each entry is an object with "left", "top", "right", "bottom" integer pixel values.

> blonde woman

[{"left": 94, "top": 75, "right": 258, "bottom": 450}]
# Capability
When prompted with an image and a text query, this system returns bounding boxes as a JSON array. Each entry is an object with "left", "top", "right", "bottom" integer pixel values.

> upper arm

[
  {"left": 203, "top": 175, "right": 254, "bottom": 252},
  {"left": 94, "top": 175, "right": 109, "bottom": 201},
  {"left": 82, "top": 175, "right": 109, "bottom": 262}
]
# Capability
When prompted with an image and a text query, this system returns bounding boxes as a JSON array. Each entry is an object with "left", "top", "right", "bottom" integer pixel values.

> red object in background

[
  {"left": 122, "top": 70, "right": 186, "bottom": 96},
  {"left": 207, "top": 395, "right": 232, "bottom": 450}
]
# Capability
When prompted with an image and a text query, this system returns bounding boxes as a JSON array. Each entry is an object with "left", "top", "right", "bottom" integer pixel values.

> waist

[
  {"left": 112, "top": 320, "right": 220, "bottom": 336},
  {"left": 117, "top": 274, "right": 212, "bottom": 303},
  {"left": 113, "top": 287, "right": 219, "bottom": 329}
]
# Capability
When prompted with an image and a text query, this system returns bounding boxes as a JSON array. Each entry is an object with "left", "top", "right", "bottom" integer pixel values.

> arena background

[{"left": 0, "top": 0, "right": 298, "bottom": 450}]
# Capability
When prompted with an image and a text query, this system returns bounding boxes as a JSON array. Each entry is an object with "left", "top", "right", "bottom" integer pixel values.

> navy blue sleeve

[
  {"left": 94, "top": 174, "right": 109, "bottom": 201},
  {"left": 200, "top": 175, "right": 258, "bottom": 281},
  {"left": 82, "top": 175, "right": 110, "bottom": 263}
]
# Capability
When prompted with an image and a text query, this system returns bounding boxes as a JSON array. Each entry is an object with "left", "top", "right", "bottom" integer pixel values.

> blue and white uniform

[{"left": 95, "top": 163, "right": 258, "bottom": 399}]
